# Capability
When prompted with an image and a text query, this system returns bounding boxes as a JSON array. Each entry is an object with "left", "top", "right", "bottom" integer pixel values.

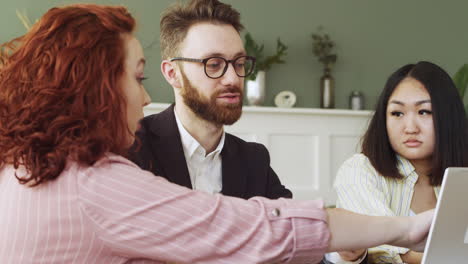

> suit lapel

[
  {"left": 151, "top": 104, "right": 192, "bottom": 189},
  {"left": 221, "top": 135, "right": 247, "bottom": 198}
]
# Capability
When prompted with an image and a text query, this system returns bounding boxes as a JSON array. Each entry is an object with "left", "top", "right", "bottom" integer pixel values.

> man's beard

[{"left": 179, "top": 71, "right": 243, "bottom": 125}]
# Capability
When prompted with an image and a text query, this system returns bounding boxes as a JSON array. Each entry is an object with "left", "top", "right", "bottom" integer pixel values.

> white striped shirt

[
  {"left": 334, "top": 153, "right": 439, "bottom": 264},
  {"left": 0, "top": 153, "right": 329, "bottom": 263}
]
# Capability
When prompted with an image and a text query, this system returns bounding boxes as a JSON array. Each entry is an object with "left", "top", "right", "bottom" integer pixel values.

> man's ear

[{"left": 161, "top": 60, "right": 182, "bottom": 88}]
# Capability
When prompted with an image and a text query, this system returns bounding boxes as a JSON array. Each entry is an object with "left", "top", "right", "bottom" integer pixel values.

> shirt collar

[
  {"left": 174, "top": 109, "right": 225, "bottom": 158},
  {"left": 396, "top": 154, "right": 417, "bottom": 181},
  {"left": 396, "top": 154, "right": 440, "bottom": 196},
  {"left": 213, "top": 132, "right": 225, "bottom": 156}
]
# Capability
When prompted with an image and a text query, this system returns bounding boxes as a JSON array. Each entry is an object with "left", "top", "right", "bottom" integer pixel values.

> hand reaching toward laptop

[
  {"left": 397, "top": 209, "right": 434, "bottom": 252},
  {"left": 326, "top": 208, "right": 434, "bottom": 253}
]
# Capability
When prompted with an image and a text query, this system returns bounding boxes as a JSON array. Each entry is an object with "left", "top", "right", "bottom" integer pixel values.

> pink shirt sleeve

[{"left": 77, "top": 154, "right": 330, "bottom": 263}]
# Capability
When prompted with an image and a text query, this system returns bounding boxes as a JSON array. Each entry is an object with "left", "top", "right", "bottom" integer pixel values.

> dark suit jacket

[{"left": 129, "top": 104, "right": 292, "bottom": 199}]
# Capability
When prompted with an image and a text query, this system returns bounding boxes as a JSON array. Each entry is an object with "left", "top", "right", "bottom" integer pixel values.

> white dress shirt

[{"left": 174, "top": 110, "right": 225, "bottom": 194}]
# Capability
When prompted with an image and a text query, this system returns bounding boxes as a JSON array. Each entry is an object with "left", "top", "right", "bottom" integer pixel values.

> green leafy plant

[
  {"left": 244, "top": 32, "right": 288, "bottom": 81},
  {"left": 1, "top": 10, "right": 33, "bottom": 64},
  {"left": 311, "top": 26, "right": 337, "bottom": 73},
  {"left": 16, "top": 9, "right": 35, "bottom": 30},
  {"left": 453, "top": 64, "right": 468, "bottom": 113}
]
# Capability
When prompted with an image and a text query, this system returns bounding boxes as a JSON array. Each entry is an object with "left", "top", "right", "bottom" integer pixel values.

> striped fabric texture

[
  {"left": 0, "top": 154, "right": 329, "bottom": 263},
  {"left": 334, "top": 153, "right": 439, "bottom": 264}
]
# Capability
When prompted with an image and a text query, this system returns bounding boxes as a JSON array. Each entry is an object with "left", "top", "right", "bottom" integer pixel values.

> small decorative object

[
  {"left": 274, "top": 90, "right": 297, "bottom": 108},
  {"left": 349, "top": 91, "right": 365, "bottom": 110},
  {"left": 312, "top": 26, "right": 337, "bottom": 109},
  {"left": 244, "top": 32, "right": 288, "bottom": 106},
  {"left": 246, "top": 70, "right": 266, "bottom": 106},
  {"left": 320, "top": 74, "right": 334, "bottom": 109}
]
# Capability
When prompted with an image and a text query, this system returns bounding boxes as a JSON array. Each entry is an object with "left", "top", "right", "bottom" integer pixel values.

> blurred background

[{"left": 2, "top": 0, "right": 468, "bottom": 109}]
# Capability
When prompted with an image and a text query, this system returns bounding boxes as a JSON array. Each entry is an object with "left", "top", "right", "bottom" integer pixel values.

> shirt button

[{"left": 272, "top": 208, "right": 281, "bottom": 217}]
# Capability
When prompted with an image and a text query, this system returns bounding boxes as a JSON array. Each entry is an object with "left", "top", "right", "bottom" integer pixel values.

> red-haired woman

[{"left": 0, "top": 3, "right": 432, "bottom": 263}]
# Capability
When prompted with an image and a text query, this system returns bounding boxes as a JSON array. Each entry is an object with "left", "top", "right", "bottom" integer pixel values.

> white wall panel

[{"left": 269, "top": 134, "right": 319, "bottom": 192}]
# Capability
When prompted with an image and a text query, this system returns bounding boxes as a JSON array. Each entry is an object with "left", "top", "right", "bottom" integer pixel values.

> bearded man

[{"left": 129, "top": 0, "right": 291, "bottom": 199}]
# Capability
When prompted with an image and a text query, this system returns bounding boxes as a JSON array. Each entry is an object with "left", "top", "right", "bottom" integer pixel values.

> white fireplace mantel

[{"left": 144, "top": 103, "right": 373, "bottom": 205}]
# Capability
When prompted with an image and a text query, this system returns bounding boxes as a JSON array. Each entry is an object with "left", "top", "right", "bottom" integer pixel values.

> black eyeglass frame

[{"left": 170, "top": 55, "right": 256, "bottom": 79}]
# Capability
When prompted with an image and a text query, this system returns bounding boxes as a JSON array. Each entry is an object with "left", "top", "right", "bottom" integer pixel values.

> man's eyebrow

[
  {"left": 201, "top": 51, "right": 247, "bottom": 59},
  {"left": 233, "top": 51, "right": 247, "bottom": 57}
]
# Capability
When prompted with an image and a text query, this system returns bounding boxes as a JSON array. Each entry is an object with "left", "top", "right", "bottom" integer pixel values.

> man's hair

[
  {"left": 160, "top": 0, "right": 243, "bottom": 59},
  {"left": 361, "top": 61, "right": 468, "bottom": 186},
  {"left": 0, "top": 4, "right": 135, "bottom": 186}
]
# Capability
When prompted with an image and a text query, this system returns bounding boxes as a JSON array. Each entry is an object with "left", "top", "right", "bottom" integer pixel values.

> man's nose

[{"left": 220, "top": 63, "right": 241, "bottom": 86}]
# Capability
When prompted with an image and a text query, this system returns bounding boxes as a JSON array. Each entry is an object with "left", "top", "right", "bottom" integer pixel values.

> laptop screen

[{"left": 422, "top": 167, "right": 468, "bottom": 264}]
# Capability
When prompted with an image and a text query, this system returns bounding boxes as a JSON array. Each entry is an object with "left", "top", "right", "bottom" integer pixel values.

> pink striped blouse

[{"left": 0, "top": 154, "right": 329, "bottom": 263}]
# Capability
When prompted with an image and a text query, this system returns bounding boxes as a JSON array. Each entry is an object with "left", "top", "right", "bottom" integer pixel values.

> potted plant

[
  {"left": 1, "top": 10, "right": 34, "bottom": 62},
  {"left": 312, "top": 26, "right": 337, "bottom": 108},
  {"left": 16, "top": 9, "right": 34, "bottom": 30},
  {"left": 244, "top": 32, "right": 287, "bottom": 106},
  {"left": 452, "top": 64, "right": 468, "bottom": 114}
]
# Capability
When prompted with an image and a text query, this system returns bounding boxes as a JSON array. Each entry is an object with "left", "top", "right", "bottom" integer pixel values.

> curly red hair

[{"left": 0, "top": 4, "right": 136, "bottom": 186}]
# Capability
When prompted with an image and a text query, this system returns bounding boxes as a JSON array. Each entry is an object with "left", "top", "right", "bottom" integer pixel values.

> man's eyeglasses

[{"left": 170, "top": 56, "right": 256, "bottom": 79}]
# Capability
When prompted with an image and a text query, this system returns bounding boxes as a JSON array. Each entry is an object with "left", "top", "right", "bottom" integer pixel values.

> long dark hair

[{"left": 362, "top": 61, "right": 468, "bottom": 186}]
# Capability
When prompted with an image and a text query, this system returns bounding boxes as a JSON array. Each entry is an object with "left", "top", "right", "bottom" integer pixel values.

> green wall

[{"left": 2, "top": 0, "right": 468, "bottom": 109}]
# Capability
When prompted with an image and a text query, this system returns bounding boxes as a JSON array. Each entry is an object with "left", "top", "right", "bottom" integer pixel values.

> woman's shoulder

[
  {"left": 73, "top": 153, "right": 145, "bottom": 182},
  {"left": 93, "top": 153, "right": 140, "bottom": 168},
  {"left": 74, "top": 153, "right": 162, "bottom": 201},
  {"left": 335, "top": 153, "right": 382, "bottom": 184},
  {"left": 341, "top": 153, "right": 376, "bottom": 171}
]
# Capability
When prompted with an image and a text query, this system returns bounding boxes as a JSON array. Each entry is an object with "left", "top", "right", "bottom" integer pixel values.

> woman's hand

[
  {"left": 401, "top": 250, "right": 423, "bottom": 264},
  {"left": 402, "top": 209, "right": 434, "bottom": 252}
]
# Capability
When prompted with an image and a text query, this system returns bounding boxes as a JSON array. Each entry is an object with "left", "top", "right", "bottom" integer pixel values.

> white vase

[
  {"left": 246, "top": 70, "right": 266, "bottom": 106},
  {"left": 320, "top": 70, "right": 335, "bottom": 108}
]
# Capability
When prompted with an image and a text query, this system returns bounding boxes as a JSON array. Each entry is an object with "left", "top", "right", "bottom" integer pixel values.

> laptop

[{"left": 422, "top": 167, "right": 468, "bottom": 264}]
